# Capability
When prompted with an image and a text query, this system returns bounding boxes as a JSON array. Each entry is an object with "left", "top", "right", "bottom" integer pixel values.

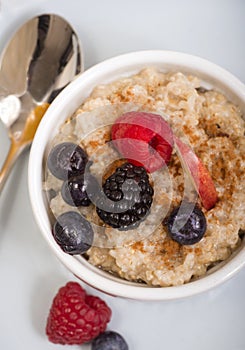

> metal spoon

[{"left": 0, "top": 14, "right": 82, "bottom": 193}]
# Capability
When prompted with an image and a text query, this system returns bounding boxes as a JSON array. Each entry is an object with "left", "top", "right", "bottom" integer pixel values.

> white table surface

[{"left": 0, "top": 0, "right": 244, "bottom": 349}]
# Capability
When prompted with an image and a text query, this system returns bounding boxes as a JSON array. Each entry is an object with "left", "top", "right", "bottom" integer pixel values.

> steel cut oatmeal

[{"left": 44, "top": 68, "right": 245, "bottom": 287}]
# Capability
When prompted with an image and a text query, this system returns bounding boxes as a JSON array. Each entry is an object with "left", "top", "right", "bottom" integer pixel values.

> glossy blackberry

[
  {"left": 166, "top": 202, "right": 207, "bottom": 245},
  {"left": 47, "top": 142, "right": 88, "bottom": 180},
  {"left": 96, "top": 162, "right": 153, "bottom": 230},
  {"left": 61, "top": 173, "right": 100, "bottom": 207},
  {"left": 92, "top": 331, "right": 128, "bottom": 350},
  {"left": 52, "top": 211, "right": 94, "bottom": 254}
]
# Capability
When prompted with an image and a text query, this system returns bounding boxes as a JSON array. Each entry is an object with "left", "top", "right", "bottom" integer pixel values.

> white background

[{"left": 0, "top": 1, "right": 244, "bottom": 349}]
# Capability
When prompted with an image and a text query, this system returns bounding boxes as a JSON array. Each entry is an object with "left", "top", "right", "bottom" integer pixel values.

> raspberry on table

[{"left": 46, "top": 282, "right": 112, "bottom": 345}]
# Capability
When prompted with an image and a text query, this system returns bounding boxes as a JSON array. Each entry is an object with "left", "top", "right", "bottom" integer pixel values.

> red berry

[
  {"left": 174, "top": 136, "right": 218, "bottom": 210},
  {"left": 111, "top": 111, "right": 173, "bottom": 173},
  {"left": 46, "top": 282, "right": 112, "bottom": 345}
]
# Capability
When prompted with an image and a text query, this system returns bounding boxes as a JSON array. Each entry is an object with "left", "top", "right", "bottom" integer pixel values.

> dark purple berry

[
  {"left": 96, "top": 162, "right": 153, "bottom": 230},
  {"left": 166, "top": 202, "right": 207, "bottom": 245},
  {"left": 52, "top": 211, "right": 94, "bottom": 254},
  {"left": 61, "top": 174, "right": 99, "bottom": 207},
  {"left": 47, "top": 142, "right": 88, "bottom": 180},
  {"left": 92, "top": 331, "right": 128, "bottom": 350}
]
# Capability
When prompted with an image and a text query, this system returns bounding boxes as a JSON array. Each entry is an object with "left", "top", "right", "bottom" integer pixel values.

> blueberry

[
  {"left": 61, "top": 174, "right": 99, "bottom": 207},
  {"left": 92, "top": 331, "right": 128, "bottom": 350},
  {"left": 52, "top": 211, "right": 94, "bottom": 254},
  {"left": 47, "top": 142, "right": 88, "bottom": 180},
  {"left": 166, "top": 202, "right": 207, "bottom": 245}
]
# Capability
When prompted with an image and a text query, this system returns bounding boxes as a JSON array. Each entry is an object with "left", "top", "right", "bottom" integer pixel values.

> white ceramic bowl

[{"left": 28, "top": 50, "right": 245, "bottom": 301}]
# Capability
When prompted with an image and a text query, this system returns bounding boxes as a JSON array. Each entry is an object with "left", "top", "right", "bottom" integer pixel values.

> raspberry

[
  {"left": 111, "top": 111, "right": 173, "bottom": 173},
  {"left": 46, "top": 282, "right": 112, "bottom": 345}
]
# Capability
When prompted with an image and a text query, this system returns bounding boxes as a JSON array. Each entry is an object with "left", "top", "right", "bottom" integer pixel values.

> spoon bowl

[{"left": 0, "top": 14, "right": 82, "bottom": 193}]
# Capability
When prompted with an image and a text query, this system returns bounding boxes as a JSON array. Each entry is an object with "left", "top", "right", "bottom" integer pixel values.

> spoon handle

[
  {"left": 0, "top": 138, "right": 29, "bottom": 194},
  {"left": 0, "top": 103, "right": 49, "bottom": 194}
]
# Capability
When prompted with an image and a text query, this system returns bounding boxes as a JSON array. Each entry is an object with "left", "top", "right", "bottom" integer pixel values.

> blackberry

[
  {"left": 96, "top": 162, "right": 153, "bottom": 230},
  {"left": 166, "top": 202, "right": 207, "bottom": 245}
]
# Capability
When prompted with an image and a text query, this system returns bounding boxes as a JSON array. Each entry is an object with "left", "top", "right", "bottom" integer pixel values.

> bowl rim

[{"left": 28, "top": 50, "right": 245, "bottom": 301}]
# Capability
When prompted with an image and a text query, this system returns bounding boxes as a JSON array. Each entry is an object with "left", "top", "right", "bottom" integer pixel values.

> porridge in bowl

[{"left": 44, "top": 67, "right": 245, "bottom": 287}]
